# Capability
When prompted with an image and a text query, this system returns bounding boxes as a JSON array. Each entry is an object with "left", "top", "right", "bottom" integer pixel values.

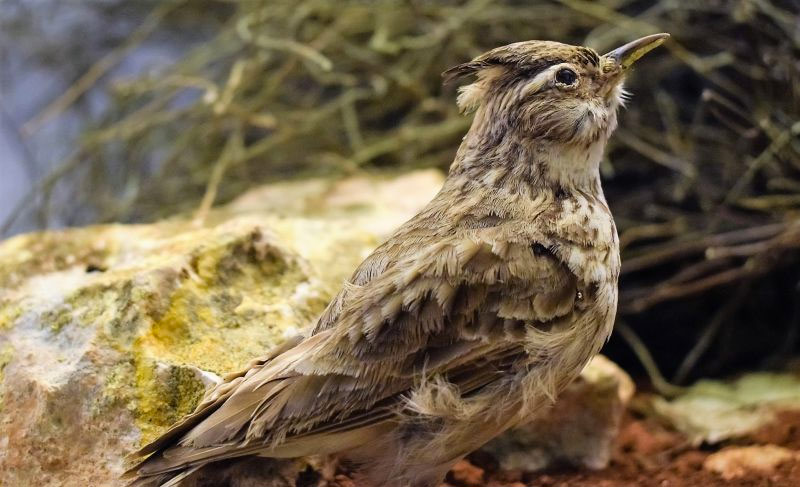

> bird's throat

[
  {"left": 540, "top": 138, "right": 607, "bottom": 191},
  {"left": 449, "top": 125, "right": 607, "bottom": 196}
]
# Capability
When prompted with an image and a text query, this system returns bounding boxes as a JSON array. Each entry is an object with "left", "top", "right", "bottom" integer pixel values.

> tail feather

[
  {"left": 126, "top": 457, "right": 298, "bottom": 487},
  {"left": 124, "top": 466, "right": 201, "bottom": 487}
]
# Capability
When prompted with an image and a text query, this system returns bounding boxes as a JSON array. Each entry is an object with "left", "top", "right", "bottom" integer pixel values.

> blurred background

[{"left": 1, "top": 0, "right": 799, "bottom": 386}]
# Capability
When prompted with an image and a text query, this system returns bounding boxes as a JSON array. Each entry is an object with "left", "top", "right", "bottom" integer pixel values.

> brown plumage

[{"left": 126, "top": 34, "right": 668, "bottom": 487}]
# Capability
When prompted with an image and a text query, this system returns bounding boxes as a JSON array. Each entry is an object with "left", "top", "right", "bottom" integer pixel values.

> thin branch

[
  {"left": 616, "top": 321, "right": 685, "bottom": 397},
  {"left": 622, "top": 223, "right": 788, "bottom": 275},
  {"left": 0, "top": 150, "right": 84, "bottom": 236},
  {"left": 672, "top": 283, "right": 750, "bottom": 384},
  {"left": 192, "top": 126, "right": 244, "bottom": 226},
  {"left": 22, "top": 1, "right": 181, "bottom": 135}
]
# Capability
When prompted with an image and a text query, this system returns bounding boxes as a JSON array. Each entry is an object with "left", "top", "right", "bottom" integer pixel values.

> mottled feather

[{"left": 125, "top": 35, "right": 643, "bottom": 487}]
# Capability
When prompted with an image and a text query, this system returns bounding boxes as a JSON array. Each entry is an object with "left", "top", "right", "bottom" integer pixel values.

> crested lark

[{"left": 128, "top": 33, "right": 669, "bottom": 487}]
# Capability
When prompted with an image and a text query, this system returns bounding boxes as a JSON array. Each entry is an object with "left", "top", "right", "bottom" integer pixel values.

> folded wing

[{"left": 128, "top": 229, "right": 577, "bottom": 481}]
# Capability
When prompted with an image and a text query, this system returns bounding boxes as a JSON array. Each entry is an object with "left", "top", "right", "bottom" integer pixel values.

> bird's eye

[{"left": 555, "top": 68, "right": 578, "bottom": 85}]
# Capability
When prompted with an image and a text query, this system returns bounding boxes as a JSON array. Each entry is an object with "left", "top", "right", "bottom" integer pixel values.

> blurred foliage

[
  {"left": 649, "top": 373, "right": 800, "bottom": 444},
  {"left": 5, "top": 0, "right": 800, "bottom": 381}
]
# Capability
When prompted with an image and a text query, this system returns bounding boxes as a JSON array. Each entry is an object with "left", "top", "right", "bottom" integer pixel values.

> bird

[{"left": 126, "top": 33, "right": 669, "bottom": 487}]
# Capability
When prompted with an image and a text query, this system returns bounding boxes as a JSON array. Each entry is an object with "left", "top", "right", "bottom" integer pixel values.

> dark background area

[{"left": 1, "top": 0, "right": 799, "bottom": 386}]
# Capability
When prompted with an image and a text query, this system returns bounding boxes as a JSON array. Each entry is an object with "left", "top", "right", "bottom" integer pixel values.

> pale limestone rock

[
  {"left": 704, "top": 445, "right": 798, "bottom": 480},
  {"left": 0, "top": 170, "right": 631, "bottom": 485},
  {"left": 0, "top": 171, "right": 443, "bottom": 487}
]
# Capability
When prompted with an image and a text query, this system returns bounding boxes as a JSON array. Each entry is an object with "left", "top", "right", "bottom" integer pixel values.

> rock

[
  {"left": 0, "top": 169, "right": 632, "bottom": 485},
  {"left": 616, "top": 417, "right": 682, "bottom": 457},
  {"left": 650, "top": 373, "right": 800, "bottom": 445},
  {"left": 482, "top": 355, "right": 634, "bottom": 472},
  {"left": 703, "top": 445, "right": 798, "bottom": 480},
  {"left": 448, "top": 459, "right": 485, "bottom": 486}
]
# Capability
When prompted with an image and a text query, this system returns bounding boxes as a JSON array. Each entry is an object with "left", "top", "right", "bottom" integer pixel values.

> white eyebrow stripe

[{"left": 523, "top": 62, "right": 576, "bottom": 95}]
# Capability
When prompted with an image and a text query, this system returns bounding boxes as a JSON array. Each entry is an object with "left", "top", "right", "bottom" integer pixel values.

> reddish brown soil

[
  {"left": 327, "top": 410, "right": 800, "bottom": 487},
  {"left": 454, "top": 411, "right": 800, "bottom": 487}
]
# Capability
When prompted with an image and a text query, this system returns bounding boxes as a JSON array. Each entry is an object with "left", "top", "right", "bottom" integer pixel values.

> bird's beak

[{"left": 604, "top": 33, "right": 670, "bottom": 69}]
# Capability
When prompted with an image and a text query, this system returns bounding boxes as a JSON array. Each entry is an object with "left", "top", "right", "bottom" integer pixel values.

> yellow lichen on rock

[
  {"left": 133, "top": 225, "right": 309, "bottom": 372},
  {"left": 133, "top": 357, "right": 208, "bottom": 444},
  {"left": 0, "top": 344, "right": 13, "bottom": 411}
]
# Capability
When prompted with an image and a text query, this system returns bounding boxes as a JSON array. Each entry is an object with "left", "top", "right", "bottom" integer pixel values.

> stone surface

[
  {"left": 704, "top": 445, "right": 798, "bottom": 480},
  {"left": 0, "top": 170, "right": 632, "bottom": 486}
]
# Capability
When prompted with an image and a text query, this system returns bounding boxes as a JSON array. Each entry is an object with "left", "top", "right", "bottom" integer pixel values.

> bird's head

[{"left": 444, "top": 34, "right": 669, "bottom": 148}]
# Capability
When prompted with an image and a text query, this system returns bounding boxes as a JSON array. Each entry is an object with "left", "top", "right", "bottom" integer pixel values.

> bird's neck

[{"left": 448, "top": 119, "right": 608, "bottom": 196}]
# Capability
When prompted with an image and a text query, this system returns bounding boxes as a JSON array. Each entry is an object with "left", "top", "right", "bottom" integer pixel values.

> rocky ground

[
  {"left": 432, "top": 375, "right": 800, "bottom": 487},
  {"left": 294, "top": 407, "right": 800, "bottom": 487},
  {"left": 442, "top": 410, "right": 800, "bottom": 487},
  {"left": 314, "top": 409, "right": 800, "bottom": 487}
]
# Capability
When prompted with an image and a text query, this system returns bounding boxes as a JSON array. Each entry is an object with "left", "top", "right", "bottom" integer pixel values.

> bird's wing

[{"left": 130, "top": 225, "right": 578, "bottom": 478}]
